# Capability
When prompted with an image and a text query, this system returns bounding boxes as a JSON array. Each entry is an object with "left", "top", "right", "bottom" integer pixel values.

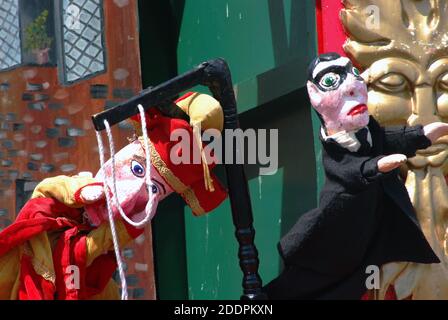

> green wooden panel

[
  {"left": 184, "top": 170, "right": 284, "bottom": 300},
  {"left": 176, "top": 0, "right": 317, "bottom": 112},
  {"left": 151, "top": 196, "right": 189, "bottom": 299},
  {"left": 139, "top": 0, "right": 321, "bottom": 300}
]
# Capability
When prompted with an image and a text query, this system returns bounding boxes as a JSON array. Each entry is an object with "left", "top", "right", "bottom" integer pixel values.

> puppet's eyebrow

[
  {"left": 314, "top": 65, "right": 347, "bottom": 81},
  {"left": 313, "top": 62, "right": 355, "bottom": 84},
  {"left": 133, "top": 155, "right": 146, "bottom": 164},
  {"left": 312, "top": 57, "right": 351, "bottom": 78},
  {"left": 152, "top": 178, "right": 166, "bottom": 194}
]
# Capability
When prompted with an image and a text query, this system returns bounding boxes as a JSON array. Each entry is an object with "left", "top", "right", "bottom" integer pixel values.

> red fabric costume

[{"left": 0, "top": 196, "right": 142, "bottom": 300}]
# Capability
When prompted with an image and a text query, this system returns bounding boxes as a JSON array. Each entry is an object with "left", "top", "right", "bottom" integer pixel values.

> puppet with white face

[
  {"left": 0, "top": 93, "right": 227, "bottom": 300},
  {"left": 264, "top": 53, "right": 448, "bottom": 300},
  {"left": 80, "top": 139, "right": 174, "bottom": 227},
  {"left": 307, "top": 53, "right": 369, "bottom": 134}
]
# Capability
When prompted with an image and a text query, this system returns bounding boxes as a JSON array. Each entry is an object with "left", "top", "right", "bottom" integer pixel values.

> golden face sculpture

[
  {"left": 342, "top": 0, "right": 448, "bottom": 169},
  {"left": 342, "top": 0, "right": 448, "bottom": 299}
]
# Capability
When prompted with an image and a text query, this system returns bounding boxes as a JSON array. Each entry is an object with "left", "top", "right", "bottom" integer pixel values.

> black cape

[{"left": 264, "top": 117, "right": 439, "bottom": 300}]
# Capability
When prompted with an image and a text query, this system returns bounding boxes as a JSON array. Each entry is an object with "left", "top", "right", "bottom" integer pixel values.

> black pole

[
  {"left": 200, "top": 59, "right": 267, "bottom": 300},
  {"left": 92, "top": 65, "right": 205, "bottom": 131},
  {"left": 92, "top": 58, "right": 267, "bottom": 300}
]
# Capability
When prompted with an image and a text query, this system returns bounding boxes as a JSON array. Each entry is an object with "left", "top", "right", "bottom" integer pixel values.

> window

[
  {"left": 20, "top": 0, "right": 57, "bottom": 66},
  {"left": 57, "top": 0, "right": 106, "bottom": 84},
  {"left": 0, "top": 0, "right": 107, "bottom": 84},
  {"left": 0, "top": 0, "right": 22, "bottom": 71}
]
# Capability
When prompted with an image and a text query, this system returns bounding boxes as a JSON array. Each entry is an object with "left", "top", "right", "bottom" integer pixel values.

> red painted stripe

[
  {"left": 316, "top": 0, "right": 324, "bottom": 54},
  {"left": 315, "top": 0, "right": 347, "bottom": 56}
]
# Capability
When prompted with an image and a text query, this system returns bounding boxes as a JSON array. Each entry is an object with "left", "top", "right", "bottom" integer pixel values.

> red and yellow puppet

[{"left": 0, "top": 93, "right": 227, "bottom": 300}]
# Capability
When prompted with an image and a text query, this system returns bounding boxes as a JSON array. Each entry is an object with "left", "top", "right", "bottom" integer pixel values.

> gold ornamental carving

[{"left": 342, "top": 0, "right": 448, "bottom": 299}]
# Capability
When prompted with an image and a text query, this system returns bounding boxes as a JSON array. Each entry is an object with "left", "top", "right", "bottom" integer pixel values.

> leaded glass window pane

[
  {"left": 60, "top": 0, "right": 106, "bottom": 84},
  {"left": 0, "top": 0, "right": 22, "bottom": 71}
]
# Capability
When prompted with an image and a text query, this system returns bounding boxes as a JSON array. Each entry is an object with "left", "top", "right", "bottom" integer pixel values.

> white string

[
  {"left": 103, "top": 106, "right": 154, "bottom": 227},
  {"left": 94, "top": 104, "right": 153, "bottom": 300},
  {"left": 95, "top": 130, "right": 128, "bottom": 300},
  {"left": 138, "top": 104, "right": 154, "bottom": 215}
]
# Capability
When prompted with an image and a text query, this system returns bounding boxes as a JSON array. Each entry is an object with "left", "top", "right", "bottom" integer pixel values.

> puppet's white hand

[
  {"left": 423, "top": 122, "right": 448, "bottom": 144},
  {"left": 377, "top": 154, "right": 407, "bottom": 173},
  {"left": 80, "top": 185, "right": 105, "bottom": 204}
]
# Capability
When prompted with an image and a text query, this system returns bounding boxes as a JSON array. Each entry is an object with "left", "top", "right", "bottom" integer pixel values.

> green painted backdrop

[{"left": 138, "top": 0, "right": 320, "bottom": 299}]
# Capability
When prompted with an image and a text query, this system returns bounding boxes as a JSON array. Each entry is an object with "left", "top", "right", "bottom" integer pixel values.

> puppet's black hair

[{"left": 307, "top": 52, "right": 342, "bottom": 82}]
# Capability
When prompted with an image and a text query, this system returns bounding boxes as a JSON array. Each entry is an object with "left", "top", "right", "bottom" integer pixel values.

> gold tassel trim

[{"left": 193, "top": 124, "right": 214, "bottom": 192}]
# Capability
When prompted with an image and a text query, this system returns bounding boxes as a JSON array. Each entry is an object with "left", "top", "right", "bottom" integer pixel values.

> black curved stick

[
  {"left": 200, "top": 59, "right": 267, "bottom": 300},
  {"left": 92, "top": 58, "right": 267, "bottom": 300}
]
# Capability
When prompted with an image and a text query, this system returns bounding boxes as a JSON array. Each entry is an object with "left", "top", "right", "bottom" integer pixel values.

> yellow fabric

[
  {"left": 0, "top": 235, "right": 57, "bottom": 300},
  {"left": 26, "top": 233, "right": 56, "bottom": 284},
  {"left": 177, "top": 92, "right": 224, "bottom": 131},
  {"left": 32, "top": 175, "right": 98, "bottom": 207},
  {"left": 0, "top": 247, "right": 21, "bottom": 300},
  {"left": 86, "top": 219, "right": 133, "bottom": 267},
  {"left": 193, "top": 125, "right": 215, "bottom": 192},
  {"left": 1, "top": 175, "right": 134, "bottom": 300}
]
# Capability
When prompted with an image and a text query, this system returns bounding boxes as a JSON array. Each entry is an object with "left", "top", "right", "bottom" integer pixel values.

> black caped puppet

[{"left": 264, "top": 53, "right": 448, "bottom": 299}]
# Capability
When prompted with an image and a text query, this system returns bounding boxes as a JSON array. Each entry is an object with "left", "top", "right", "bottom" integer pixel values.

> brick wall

[{"left": 0, "top": 0, "right": 156, "bottom": 300}]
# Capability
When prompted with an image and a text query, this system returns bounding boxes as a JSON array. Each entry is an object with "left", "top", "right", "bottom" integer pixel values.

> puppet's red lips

[{"left": 348, "top": 104, "right": 368, "bottom": 116}]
